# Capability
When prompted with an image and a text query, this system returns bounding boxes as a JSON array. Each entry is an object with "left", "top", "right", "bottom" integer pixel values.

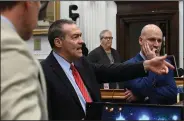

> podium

[
  {"left": 100, "top": 78, "right": 184, "bottom": 102},
  {"left": 175, "top": 77, "right": 184, "bottom": 102},
  {"left": 175, "top": 77, "right": 184, "bottom": 86},
  {"left": 100, "top": 89, "right": 126, "bottom": 102}
]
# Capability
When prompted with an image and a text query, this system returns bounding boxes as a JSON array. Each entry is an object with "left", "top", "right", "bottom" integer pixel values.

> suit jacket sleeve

[
  {"left": 124, "top": 66, "right": 177, "bottom": 104},
  {"left": 1, "top": 35, "right": 43, "bottom": 120},
  {"left": 87, "top": 49, "right": 99, "bottom": 63},
  {"left": 91, "top": 61, "right": 147, "bottom": 83},
  {"left": 150, "top": 69, "right": 177, "bottom": 103}
]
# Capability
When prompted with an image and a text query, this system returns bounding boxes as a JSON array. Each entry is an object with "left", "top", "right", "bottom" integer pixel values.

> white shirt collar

[
  {"left": 52, "top": 51, "right": 72, "bottom": 72},
  {"left": 140, "top": 51, "right": 146, "bottom": 60}
]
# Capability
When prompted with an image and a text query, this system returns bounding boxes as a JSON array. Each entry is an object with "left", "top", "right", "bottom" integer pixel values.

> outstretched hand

[{"left": 143, "top": 55, "right": 175, "bottom": 75}]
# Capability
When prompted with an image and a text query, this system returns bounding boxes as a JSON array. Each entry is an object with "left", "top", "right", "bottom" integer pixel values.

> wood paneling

[{"left": 115, "top": 1, "right": 179, "bottom": 65}]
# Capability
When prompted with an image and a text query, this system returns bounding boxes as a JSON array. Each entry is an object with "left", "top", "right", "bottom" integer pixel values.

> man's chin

[
  {"left": 20, "top": 32, "right": 32, "bottom": 41},
  {"left": 75, "top": 54, "right": 83, "bottom": 59}
]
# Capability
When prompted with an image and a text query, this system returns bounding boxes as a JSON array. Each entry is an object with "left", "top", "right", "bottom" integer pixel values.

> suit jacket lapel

[
  {"left": 99, "top": 46, "right": 111, "bottom": 64},
  {"left": 111, "top": 49, "right": 119, "bottom": 63},
  {"left": 47, "top": 52, "right": 83, "bottom": 110},
  {"left": 135, "top": 53, "right": 144, "bottom": 62}
]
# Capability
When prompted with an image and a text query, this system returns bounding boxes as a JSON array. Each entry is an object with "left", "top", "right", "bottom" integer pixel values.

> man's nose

[
  {"left": 79, "top": 38, "right": 84, "bottom": 43},
  {"left": 154, "top": 40, "right": 159, "bottom": 46}
]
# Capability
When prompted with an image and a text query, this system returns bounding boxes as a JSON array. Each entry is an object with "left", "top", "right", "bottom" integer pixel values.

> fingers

[
  {"left": 158, "top": 60, "right": 174, "bottom": 75},
  {"left": 144, "top": 43, "right": 150, "bottom": 54},
  {"left": 124, "top": 89, "right": 136, "bottom": 102},
  {"left": 164, "top": 65, "right": 169, "bottom": 74},
  {"left": 124, "top": 91, "right": 131, "bottom": 97},
  {"left": 142, "top": 43, "right": 147, "bottom": 54},
  {"left": 146, "top": 43, "right": 151, "bottom": 52},
  {"left": 164, "top": 60, "right": 175, "bottom": 70},
  {"left": 152, "top": 48, "right": 157, "bottom": 53},
  {"left": 124, "top": 89, "right": 131, "bottom": 99},
  {"left": 158, "top": 67, "right": 168, "bottom": 75},
  {"left": 126, "top": 93, "right": 137, "bottom": 102},
  {"left": 157, "top": 55, "right": 167, "bottom": 61},
  {"left": 126, "top": 95, "right": 133, "bottom": 102},
  {"left": 143, "top": 42, "right": 156, "bottom": 59}
]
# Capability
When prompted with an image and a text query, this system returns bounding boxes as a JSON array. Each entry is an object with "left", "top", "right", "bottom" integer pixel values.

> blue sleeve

[
  {"left": 148, "top": 69, "right": 177, "bottom": 103},
  {"left": 124, "top": 60, "right": 177, "bottom": 104},
  {"left": 124, "top": 71, "right": 156, "bottom": 98}
]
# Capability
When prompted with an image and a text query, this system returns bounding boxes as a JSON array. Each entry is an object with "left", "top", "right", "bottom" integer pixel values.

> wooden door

[{"left": 116, "top": 1, "right": 179, "bottom": 65}]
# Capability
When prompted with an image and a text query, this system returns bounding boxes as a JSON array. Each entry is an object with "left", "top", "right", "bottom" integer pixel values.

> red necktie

[{"left": 71, "top": 64, "right": 92, "bottom": 103}]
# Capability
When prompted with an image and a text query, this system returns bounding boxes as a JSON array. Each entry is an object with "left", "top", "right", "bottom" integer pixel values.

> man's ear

[
  {"left": 139, "top": 36, "right": 143, "bottom": 45},
  {"left": 54, "top": 38, "right": 63, "bottom": 48},
  {"left": 23, "top": 1, "right": 32, "bottom": 10}
]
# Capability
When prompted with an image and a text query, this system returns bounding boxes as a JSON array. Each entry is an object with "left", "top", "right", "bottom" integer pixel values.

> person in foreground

[
  {"left": 88, "top": 29, "right": 123, "bottom": 89},
  {"left": 41, "top": 19, "right": 174, "bottom": 120},
  {"left": 1, "top": 2, "right": 48, "bottom": 120},
  {"left": 123, "top": 24, "right": 177, "bottom": 105}
]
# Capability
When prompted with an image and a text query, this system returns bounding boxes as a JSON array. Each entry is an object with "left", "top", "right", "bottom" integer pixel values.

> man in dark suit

[
  {"left": 88, "top": 30, "right": 123, "bottom": 89},
  {"left": 41, "top": 19, "right": 174, "bottom": 120},
  {"left": 123, "top": 24, "right": 177, "bottom": 105}
]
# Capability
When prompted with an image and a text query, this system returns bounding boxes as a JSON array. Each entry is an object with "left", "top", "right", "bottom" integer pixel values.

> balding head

[
  {"left": 139, "top": 24, "right": 163, "bottom": 56},
  {"left": 141, "top": 24, "right": 163, "bottom": 37}
]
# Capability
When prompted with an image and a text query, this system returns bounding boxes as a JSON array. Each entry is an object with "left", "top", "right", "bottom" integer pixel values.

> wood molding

[
  {"left": 116, "top": 1, "right": 179, "bottom": 65},
  {"left": 100, "top": 78, "right": 183, "bottom": 100},
  {"left": 116, "top": 10, "right": 179, "bottom": 64},
  {"left": 175, "top": 77, "right": 184, "bottom": 86},
  {"left": 33, "top": 1, "right": 60, "bottom": 35},
  {"left": 100, "top": 89, "right": 126, "bottom": 100}
]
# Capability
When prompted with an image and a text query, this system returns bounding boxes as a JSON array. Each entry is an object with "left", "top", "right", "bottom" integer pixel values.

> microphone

[{"left": 178, "top": 68, "right": 184, "bottom": 77}]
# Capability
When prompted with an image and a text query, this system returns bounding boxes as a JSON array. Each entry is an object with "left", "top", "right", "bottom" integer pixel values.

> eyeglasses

[{"left": 102, "top": 37, "right": 113, "bottom": 40}]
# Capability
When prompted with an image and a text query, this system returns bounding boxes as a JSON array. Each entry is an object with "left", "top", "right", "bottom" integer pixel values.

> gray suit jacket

[{"left": 1, "top": 19, "right": 48, "bottom": 120}]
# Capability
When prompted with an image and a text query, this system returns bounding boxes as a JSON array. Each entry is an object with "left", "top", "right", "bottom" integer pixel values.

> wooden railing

[
  {"left": 100, "top": 89, "right": 126, "bottom": 100},
  {"left": 100, "top": 77, "right": 183, "bottom": 100},
  {"left": 175, "top": 77, "right": 184, "bottom": 86}
]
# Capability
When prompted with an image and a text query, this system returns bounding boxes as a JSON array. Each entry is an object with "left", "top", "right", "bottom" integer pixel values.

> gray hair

[
  {"left": 48, "top": 19, "right": 76, "bottom": 48},
  {"left": 99, "top": 30, "right": 111, "bottom": 40}
]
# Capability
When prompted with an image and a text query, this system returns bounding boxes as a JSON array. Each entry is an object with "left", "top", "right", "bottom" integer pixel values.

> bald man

[{"left": 123, "top": 24, "right": 177, "bottom": 105}]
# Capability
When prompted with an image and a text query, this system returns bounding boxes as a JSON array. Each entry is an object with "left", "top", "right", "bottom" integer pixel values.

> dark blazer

[
  {"left": 87, "top": 45, "right": 124, "bottom": 88},
  {"left": 41, "top": 51, "right": 147, "bottom": 120},
  {"left": 87, "top": 45, "right": 122, "bottom": 64},
  {"left": 123, "top": 53, "right": 177, "bottom": 105}
]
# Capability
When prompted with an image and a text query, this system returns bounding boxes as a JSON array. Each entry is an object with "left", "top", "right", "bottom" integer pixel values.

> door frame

[{"left": 116, "top": 10, "right": 179, "bottom": 64}]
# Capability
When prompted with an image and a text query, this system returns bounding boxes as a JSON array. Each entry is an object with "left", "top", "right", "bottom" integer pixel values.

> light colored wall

[
  {"left": 179, "top": 1, "right": 183, "bottom": 68},
  {"left": 28, "top": 1, "right": 183, "bottom": 68},
  {"left": 27, "top": 36, "right": 51, "bottom": 60},
  {"left": 60, "top": 1, "right": 117, "bottom": 51}
]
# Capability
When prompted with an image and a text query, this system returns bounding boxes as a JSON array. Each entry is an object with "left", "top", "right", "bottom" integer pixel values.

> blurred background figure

[
  {"left": 1, "top": 1, "right": 48, "bottom": 120},
  {"left": 87, "top": 30, "right": 123, "bottom": 89}
]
